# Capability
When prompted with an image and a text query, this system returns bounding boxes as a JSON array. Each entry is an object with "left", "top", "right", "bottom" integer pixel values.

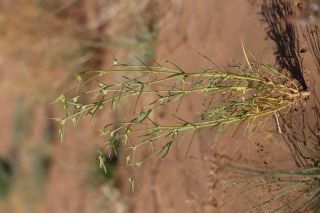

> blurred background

[{"left": 0, "top": 0, "right": 302, "bottom": 212}]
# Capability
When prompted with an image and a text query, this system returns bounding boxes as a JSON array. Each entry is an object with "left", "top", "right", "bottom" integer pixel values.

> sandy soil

[{"left": 0, "top": 0, "right": 319, "bottom": 212}]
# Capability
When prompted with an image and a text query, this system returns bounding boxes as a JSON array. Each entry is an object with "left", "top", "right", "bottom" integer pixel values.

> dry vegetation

[{"left": 57, "top": 51, "right": 309, "bottom": 168}]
